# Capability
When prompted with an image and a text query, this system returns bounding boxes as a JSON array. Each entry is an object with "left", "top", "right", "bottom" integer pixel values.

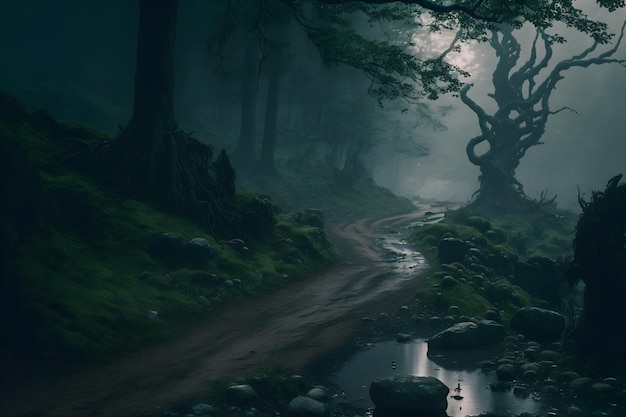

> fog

[
  {"left": 373, "top": 10, "right": 626, "bottom": 211},
  {"left": 2, "top": 1, "right": 625, "bottom": 212}
]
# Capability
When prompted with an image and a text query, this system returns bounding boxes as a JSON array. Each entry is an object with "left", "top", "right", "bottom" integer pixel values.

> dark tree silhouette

[
  {"left": 101, "top": 0, "right": 625, "bottom": 217},
  {"left": 567, "top": 174, "right": 626, "bottom": 366},
  {"left": 460, "top": 23, "right": 626, "bottom": 213},
  {"left": 101, "top": 0, "right": 216, "bottom": 221}
]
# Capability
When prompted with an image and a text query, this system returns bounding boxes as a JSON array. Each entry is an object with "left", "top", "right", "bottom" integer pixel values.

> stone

[
  {"left": 510, "top": 307, "right": 565, "bottom": 342},
  {"left": 145, "top": 310, "right": 158, "bottom": 320},
  {"left": 569, "top": 377, "right": 594, "bottom": 394},
  {"left": 369, "top": 375, "right": 449, "bottom": 416},
  {"left": 191, "top": 403, "right": 214, "bottom": 415},
  {"left": 589, "top": 382, "right": 615, "bottom": 397},
  {"left": 538, "top": 350, "right": 561, "bottom": 363},
  {"left": 306, "top": 387, "right": 328, "bottom": 402},
  {"left": 286, "top": 395, "right": 328, "bottom": 417},
  {"left": 428, "top": 320, "right": 505, "bottom": 350},
  {"left": 226, "top": 384, "right": 257, "bottom": 406},
  {"left": 396, "top": 333, "right": 412, "bottom": 343},
  {"left": 184, "top": 237, "right": 213, "bottom": 265},
  {"left": 496, "top": 364, "right": 516, "bottom": 381}
]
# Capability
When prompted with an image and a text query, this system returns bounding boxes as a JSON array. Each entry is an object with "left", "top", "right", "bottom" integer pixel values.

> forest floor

[{"left": 0, "top": 209, "right": 436, "bottom": 417}]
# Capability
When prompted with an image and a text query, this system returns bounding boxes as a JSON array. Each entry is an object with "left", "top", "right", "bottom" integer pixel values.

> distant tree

[
  {"left": 101, "top": 0, "right": 625, "bottom": 221},
  {"left": 459, "top": 23, "right": 626, "bottom": 213}
]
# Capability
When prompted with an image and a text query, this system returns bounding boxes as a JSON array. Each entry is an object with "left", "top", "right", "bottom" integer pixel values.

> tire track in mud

[{"left": 0, "top": 207, "right": 444, "bottom": 417}]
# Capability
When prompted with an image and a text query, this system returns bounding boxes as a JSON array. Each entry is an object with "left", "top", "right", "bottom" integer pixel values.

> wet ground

[
  {"left": 331, "top": 340, "right": 544, "bottom": 417},
  {"left": 0, "top": 206, "right": 443, "bottom": 417}
]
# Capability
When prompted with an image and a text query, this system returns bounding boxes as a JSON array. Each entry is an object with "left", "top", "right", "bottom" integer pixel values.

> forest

[{"left": 1, "top": 1, "right": 626, "bottom": 417}]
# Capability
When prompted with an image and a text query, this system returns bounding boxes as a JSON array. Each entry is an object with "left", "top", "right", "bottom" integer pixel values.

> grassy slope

[
  {"left": 1, "top": 93, "right": 418, "bottom": 361},
  {"left": 1, "top": 98, "right": 343, "bottom": 360},
  {"left": 407, "top": 209, "right": 578, "bottom": 325}
]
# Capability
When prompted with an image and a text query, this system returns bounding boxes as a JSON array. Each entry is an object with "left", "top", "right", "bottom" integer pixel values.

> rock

[
  {"left": 520, "top": 362, "right": 541, "bottom": 374},
  {"left": 513, "top": 256, "right": 560, "bottom": 303},
  {"left": 558, "top": 371, "right": 581, "bottom": 382},
  {"left": 306, "top": 387, "right": 328, "bottom": 402},
  {"left": 396, "top": 333, "right": 412, "bottom": 343},
  {"left": 566, "top": 405, "right": 583, "bottom": 416},
  {"left": 484, "top": 309, "right": 501, "bottom": 322},
  {"left": 538, "top": 350, "right": 562, "bottom": 363},
  {"left": 145, "top": 310, "right": 158, "bottom": 320},
  {"left": 437, "top": 238, "right": 467, "bottom": 264},
  {"left": 484, "top": 279, "right": 521, "bottom": 306},
  {"left": 191, "top": 403, "right": 214, "bottom": 415},
  {"left": 569, "top": 377, "right": 594, "bottom": 394},
  {"left": 369, "top": 375, "right": 449, "bottom": 416},
  {"left": 286, "top": 395, "right": 328, "bottom": 417},
  {"left": 428, "top": 320, "right": 505, "bottom": 350},
  {"left": 496, "top": 364, "right": 516, "bottom": 381},
  {"left": 226, "top": 384, "right": 257, "bottom": 406},
  {"left": 222, "top": 238, "right": 249, "bottom": 254},
  {"left": 510, "top": 307, "right": 565, "bottom": 342},
  {"left": 440, "top": 276, "right": 460, "bottom": 289},
  {"left": 198, "top": 296, "right": 210, "bottom": 306},
  {"left": 589, "top": 382, "right": 615, "bottom": 397},
  {"left": 184, "top": 238, "right": 213, "bottom": 266}
]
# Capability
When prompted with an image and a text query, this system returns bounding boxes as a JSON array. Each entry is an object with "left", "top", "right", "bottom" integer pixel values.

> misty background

[{"left": 1, "top": 0, "right": 625, "bottom": 212}]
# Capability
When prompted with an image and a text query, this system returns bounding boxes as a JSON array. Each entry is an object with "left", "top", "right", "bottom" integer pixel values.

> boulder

[
  {"left": 184, "top": 237, "right": 214, "bottom": 266},
  {"left": 226, "top": 384, "right": 257, "bottom": 406},
  {"left": 428, "top": 320, "right": 505, "bottom": 350},
  {"left": 306, "top": 387, "right": 329, "bottom": 402},
  {"left": 369, "top": 375, "right": 449, "bottom": 416},
  {"left": 510, "top": 307, "right": 565, "bottom": 342},
  {"left": 286, "top": 396, "right": 328, "bottom": 417},
  {"left": 495, "top": 364, "right": 516, "bottom": 381}
]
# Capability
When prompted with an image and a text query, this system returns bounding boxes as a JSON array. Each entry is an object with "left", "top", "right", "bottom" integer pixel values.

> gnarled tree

[{"left": 460, "top": 23, "right": 626, "bottom": 213}]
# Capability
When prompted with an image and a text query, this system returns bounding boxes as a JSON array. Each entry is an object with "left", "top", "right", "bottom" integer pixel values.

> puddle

[{"left": 332, "top": 340, "right": 545, "bottom": 417}]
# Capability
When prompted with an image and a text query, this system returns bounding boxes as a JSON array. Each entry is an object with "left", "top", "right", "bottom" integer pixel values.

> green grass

[{"left": 2, "top": 95, "right": 341, "bottom": 360}]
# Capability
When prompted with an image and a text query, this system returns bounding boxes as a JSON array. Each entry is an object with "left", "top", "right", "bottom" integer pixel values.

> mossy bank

[{"left": 0, "top": 93, "right": 345, "bottom": 361}]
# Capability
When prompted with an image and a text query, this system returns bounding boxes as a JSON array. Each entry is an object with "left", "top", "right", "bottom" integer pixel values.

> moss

[
  {"left": 412, "top": 275, "right": 491, "bottom": 319},
  {"left": 4, "top": 98, "right": 341, "bottom": 360}
]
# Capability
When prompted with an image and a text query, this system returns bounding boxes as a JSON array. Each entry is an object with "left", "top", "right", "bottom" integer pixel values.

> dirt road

[{"left": 1, "top": 209, "right": 439, "bottom": 417}]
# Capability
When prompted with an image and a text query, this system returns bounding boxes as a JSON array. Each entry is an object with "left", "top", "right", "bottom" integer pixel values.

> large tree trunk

[
  {"left": 102, "top": 0, "right": 214, "bottom": 217},
  {"left": 231, "top": 32, "right": 259, "bottom": 173}
]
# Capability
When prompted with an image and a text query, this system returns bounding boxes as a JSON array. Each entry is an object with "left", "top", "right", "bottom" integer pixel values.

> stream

[{"left": 329, "top": 207, "right": 546, "bottom": 417}]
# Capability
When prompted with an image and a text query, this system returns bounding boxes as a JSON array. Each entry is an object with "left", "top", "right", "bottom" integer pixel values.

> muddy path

[{"left": 0, "top": 207, "right": 445, "bottom": 417}]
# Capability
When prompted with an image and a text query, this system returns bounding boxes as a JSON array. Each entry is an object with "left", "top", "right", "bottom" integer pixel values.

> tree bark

[{"left": 102, "top": 0, "right": 214, "bottom": 216}]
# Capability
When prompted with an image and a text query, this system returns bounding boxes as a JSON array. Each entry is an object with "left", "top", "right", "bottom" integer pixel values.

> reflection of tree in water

[{"left": 567, "top": 174, "right": 626, "bottom": 367}]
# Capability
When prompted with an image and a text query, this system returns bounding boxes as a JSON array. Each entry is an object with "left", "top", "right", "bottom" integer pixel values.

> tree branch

[{"left": 312, "top": 0, "right": 498, "bottom": 21}]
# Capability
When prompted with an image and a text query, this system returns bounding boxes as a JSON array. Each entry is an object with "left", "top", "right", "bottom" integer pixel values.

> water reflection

[{"left": 333, "top": 340, "right": 544, "bottom": 417}]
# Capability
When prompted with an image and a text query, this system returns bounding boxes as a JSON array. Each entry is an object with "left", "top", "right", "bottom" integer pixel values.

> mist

[
  {"left": 2, "top": 0, "right": 625, "bottom": 213},
  {"left": 373, "top": 10, "right": 626, "bottom": 211}
]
